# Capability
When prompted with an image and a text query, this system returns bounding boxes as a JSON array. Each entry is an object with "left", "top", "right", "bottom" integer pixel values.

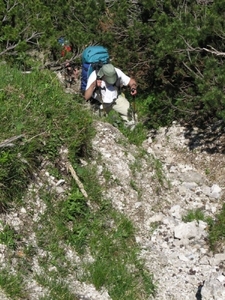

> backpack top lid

[{"left": 82, "top": 45, "right": 109, "bottom": 64}]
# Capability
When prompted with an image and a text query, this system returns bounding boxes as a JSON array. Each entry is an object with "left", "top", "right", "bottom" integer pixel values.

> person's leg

[{"left": 113, "top": 95, "right": 137, "bottom": 125}]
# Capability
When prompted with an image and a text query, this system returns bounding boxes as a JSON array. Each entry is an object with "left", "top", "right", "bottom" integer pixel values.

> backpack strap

[
  {"left": 113, "top": 76, "right": 122, "bottom": 95},
  {"left": 95, "top": 74, "right": 104, "bottom": 104},
  {"left": 94, "top": 70, "right": 122, "bottom": 109}
]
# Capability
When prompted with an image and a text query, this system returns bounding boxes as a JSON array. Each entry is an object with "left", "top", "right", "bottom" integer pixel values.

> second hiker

[{"left": 84, "top": 63, "right": 138, "bottom": 128}]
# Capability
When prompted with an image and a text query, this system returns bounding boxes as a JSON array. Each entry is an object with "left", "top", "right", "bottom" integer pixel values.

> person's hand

[
  {"left": 96, "top": 78, "right": 102, "bottom": 88},
  {"left": 131, "top": 88, "right": 137, "bottom": 96}
]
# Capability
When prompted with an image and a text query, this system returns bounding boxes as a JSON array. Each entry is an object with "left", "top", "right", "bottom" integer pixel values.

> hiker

[{"left": 84, "top": 63, "right": 138, "bottom": 127}]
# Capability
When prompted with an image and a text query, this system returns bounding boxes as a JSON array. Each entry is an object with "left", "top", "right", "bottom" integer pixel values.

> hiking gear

[
  {"left": 86, "top": 67, "right": 130, "bottom": 106},
  {"left": 85, "top": 67, "right": 135, "bottom": 124},
  {"left": 131, "top": 95, "right": 137, "bottom": 122},
  {"left": 81, "top": 45, "right": 110, "bottom": 93},
  {"left": 97, "top": 64, "right": 117, "bottom": 85},
  {"left": 61, "top": 45, "right": 72, "bottom": 57},
  {"left": 57, "top": 37, "right": 72, "bottom": 57}
]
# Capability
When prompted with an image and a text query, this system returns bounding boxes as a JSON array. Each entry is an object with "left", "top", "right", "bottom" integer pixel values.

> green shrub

[
  {"left": 182, "top": 208, "right": 205, "bottom": 223},
  {"left": 208, "top": 203, "right": 225, "bottom": 251}
]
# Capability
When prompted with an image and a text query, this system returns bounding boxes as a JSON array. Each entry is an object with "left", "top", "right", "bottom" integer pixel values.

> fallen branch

[
  {"left": 0, "top": 134, "right": 25, "bottom": 148},
  {"left": 203, "top": 46, "right": 225, "bottom": 56},
  {"left": 66, "top": 161, "right": 88, "bottom": 199}
]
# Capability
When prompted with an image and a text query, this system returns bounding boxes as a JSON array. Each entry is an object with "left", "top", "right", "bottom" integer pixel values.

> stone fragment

[
  {"left": 174, "top": 221, "right": 207, "bottom": 240},
  {"left": 209, "top": 184, "right": 222, "bottom": 199},
  {"left": 217, "top": 274, "right": 225, "bottom": 283},
  {"left": 169, "top": 205, "right": 183, "bottom": 220}
]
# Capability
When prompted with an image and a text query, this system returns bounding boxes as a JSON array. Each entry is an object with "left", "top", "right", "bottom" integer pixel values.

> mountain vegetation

[
  {"left": 1, "top": 0, "right": 225, "bottom": 128},
  {"left": 1, "top": 1, "right": 225, "bottom": 299}
]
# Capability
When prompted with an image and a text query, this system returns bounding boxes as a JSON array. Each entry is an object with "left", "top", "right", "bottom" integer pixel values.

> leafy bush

[{"left": 2, "top": 1, "right": 225, "bottom": 128}]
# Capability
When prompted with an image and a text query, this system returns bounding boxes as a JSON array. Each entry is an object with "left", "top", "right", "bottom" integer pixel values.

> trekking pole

[
  {"left": 131, "top": 90, "right": 136, "bottom": 123},
  {"left": 96, "top": 75, "right": 102, "bottom": 117},
  {"left": 96, "top": 75, "right": 107, "bottom": 117}
]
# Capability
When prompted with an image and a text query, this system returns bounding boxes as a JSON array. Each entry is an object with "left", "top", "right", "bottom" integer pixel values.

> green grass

[
  {"left": 0, "top": 64, "right": 94, "bottom": 210},
  {"left": 182, "top": 208, "right": 206, "bottom": 223},
  {"left": 208, "top": 203, "right": 225, "bottom": 251},
  {"left": 36, "top": 275, "right": 78, "bottom": 300},
  {"left": 104, "top": 106, "right": 148, "bottom": 146},
  {"left": 0, "top": 269, "right": 25, "bottom": 299},
  {"left": 0, "top": 224, "right": 17, "bottom": 249}
]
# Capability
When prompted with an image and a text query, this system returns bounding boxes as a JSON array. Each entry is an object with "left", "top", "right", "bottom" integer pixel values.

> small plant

[
  {"left": 62, "top": 188, "right": 88, "bottom": 221},
  {"left": 205, "top": 168, "right": 210, "bottom": 175},
  {"left": 182, "top": 208, "right": 225, "bottom": 252},
  {"left": 182, "top": 208, "right": 205, "bottom": 223},
  {"left": 0, "top": 224, "right": 17, "bottom": 249},
  {"left": 149, "top": 221, "right": 160, "bottom": 234},
  {"left": 135, "top": 95, "right": 155, "bottom": 119},
  {"left": 182, "top": 208, "right": 214, "bottom": 231},
  {"left": 152, "top": 157, "right": 168, "bottom": 187},
  {"left": 130, "top": 179, "right": 139, "bottom": 191},
  {"left": 129, "top": 150, "right": 149, "bottom": 175},
  {"left": 104, "top": 103, "right": 148, "bottom": 146},
  {"left": 208, "top": 203, "right": 225, "bottom": 251}
]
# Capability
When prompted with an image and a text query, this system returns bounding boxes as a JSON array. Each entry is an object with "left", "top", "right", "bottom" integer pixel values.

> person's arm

[
  {"left": 84, "top": 75, "right": 103, "bottom": 101},
  {"left": 116, "top": 68, "right": 137, "bottom": 96},
  {"left": 84, "top": 80, "right": 96, "bottom": 101}
]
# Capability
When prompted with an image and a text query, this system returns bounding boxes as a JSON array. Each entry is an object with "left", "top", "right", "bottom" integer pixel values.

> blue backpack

[{"left": 80, "top": 45, "right": 110, "bottom": 93}]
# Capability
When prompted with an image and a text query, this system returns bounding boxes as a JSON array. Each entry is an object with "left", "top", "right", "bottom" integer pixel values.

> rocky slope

[
  {"left": 90, "top": 121, "right": 225, "bottom": 300},
  {"left": 1, "top": 120, "right": 225, "bottom": 300}
]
